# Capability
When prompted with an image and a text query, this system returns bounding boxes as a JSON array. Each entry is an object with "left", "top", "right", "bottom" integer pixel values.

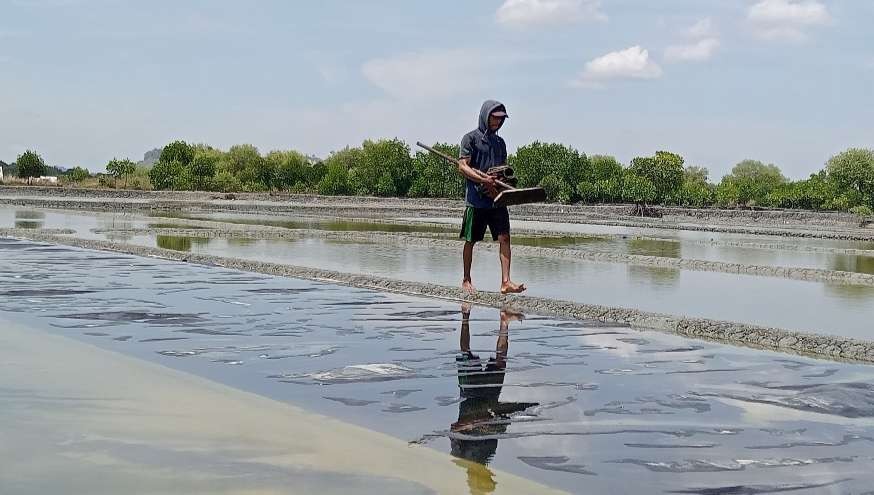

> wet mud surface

[{"left": 2, "top": 238, "right": 874, "bottom": 493}]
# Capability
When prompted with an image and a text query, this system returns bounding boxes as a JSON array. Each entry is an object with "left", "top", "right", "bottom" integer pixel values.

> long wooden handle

[{"left": 415, "top": 141, "right": 514, "bottom": 190}]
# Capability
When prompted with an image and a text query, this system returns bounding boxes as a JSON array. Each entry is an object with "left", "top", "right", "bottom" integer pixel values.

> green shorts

[{"left": 460, "top": 206, "right": 510, "bottom": 243}]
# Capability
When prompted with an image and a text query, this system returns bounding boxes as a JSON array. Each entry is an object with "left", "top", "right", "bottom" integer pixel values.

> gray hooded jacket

[{"left": 459, "top": 100, "right": 508, "bottom": 209}]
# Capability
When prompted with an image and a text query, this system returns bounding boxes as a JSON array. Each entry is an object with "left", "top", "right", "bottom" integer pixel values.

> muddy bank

[{"left": 5, "top": 229, "right": 874, "bottom": 364}]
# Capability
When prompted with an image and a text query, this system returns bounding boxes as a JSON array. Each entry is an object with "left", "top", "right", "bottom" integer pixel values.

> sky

[{"left": 1, "top": 0, "right": 872, "bottom": 180}]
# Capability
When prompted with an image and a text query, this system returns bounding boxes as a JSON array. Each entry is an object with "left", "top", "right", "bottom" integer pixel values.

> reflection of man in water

[{"left": 450, "top": 303, "right": 538, "bottom": 494}]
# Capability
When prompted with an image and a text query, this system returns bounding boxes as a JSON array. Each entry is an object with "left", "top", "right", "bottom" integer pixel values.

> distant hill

[{"left": 139, "top": 148, "right": 161, "bottom": 167}]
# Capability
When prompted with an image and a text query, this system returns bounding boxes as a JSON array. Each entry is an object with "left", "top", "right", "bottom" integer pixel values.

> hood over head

[{"left": 478, "top": 100, "right": 508, "bottom": 135}]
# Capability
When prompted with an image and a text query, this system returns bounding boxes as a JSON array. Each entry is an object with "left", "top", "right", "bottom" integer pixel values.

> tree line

[{"left": 5, "top": 141, "right": 874, "bottom": 215}]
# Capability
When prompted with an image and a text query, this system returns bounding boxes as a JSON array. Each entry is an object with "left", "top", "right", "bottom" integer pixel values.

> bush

[
  {"left": 149, "top": 160, "right": 183, "bottom": 191},
  {"left": 317, "top": 162, "right": 350, "bottom": 195},
  {"left": 850, "top": 205, "right": 873, "bottom": 217},
  {"left": 539, "top": 174, "right": 572, "bottom": 203},
  {"left": 576, "top": 181, "right": 598, "bottom": 203},
  {"left": 213, "top": 171, "right": 242, "bottom": 192},
  {"left": 622, "top": 173, "right": 657, "bottom": 204}
]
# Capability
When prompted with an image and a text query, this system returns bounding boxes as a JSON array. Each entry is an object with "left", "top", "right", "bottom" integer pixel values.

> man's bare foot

[
  {"left": 500, "top": 281, "right": 527, "bottom": 294},
  {"left": 462, "top": 280, "right": 476, "bottom": 294}
]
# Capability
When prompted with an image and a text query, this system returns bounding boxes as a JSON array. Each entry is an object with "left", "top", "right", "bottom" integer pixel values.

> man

[{"left": 458, "top": 100, "right": 526, "bottom": 295}]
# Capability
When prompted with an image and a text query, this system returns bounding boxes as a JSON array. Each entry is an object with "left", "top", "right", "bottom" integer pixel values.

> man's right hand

[{"left": 481, "top": 175, "right": 499, "bottom": 198}]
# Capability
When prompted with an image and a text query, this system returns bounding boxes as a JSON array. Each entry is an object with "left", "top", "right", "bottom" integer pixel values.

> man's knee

[{"left": 497, "top": 233, "right": 511, "bottom": 244}]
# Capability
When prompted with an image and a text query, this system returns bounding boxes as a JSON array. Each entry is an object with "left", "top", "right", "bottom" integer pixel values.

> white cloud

[
  {"left": 685, "top": 17, "right": 716, "bottom": 39},
  {"left": 573, "top": 46, "right": 662, "bottom": 88},
  {"left": 362, "top": 50, "right": 486, "bottom": 100},
  {"left": 665, "top": 38, "right": 720, "bottom": 63},
  {"left": 496, "top": 0, "right": 606, "bottom": 28},
  {"left": 747, "top": 0, "right": 831, "bottom": 42}
]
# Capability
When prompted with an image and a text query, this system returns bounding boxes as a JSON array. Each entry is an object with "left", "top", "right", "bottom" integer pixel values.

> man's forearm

[{"left": 457, "top": 160, "right": 486, "bottom": 183}]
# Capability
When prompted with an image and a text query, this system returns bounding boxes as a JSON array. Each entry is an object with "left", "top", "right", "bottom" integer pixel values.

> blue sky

[{"left": 1, "top": 0, "right": 872, "bottom": 180}]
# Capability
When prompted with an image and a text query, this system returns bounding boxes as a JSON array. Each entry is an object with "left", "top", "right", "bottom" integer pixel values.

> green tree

[
  {"left": 66, "top": 166, "right": 91, "bottom": 183},
  {"left": 353, "top": 139, "right": 413, "bottom": 196},
  {"left": 148, "top": 160, "right": 183, "bottom": 191},
  {"left": 410, "top": 143, "right": 463, "bottom": 198},
  {"left": 16, "top": 150, "right": 47, "bottom": 184},
  {"left": 540, "top": 173, "right": 573, "bottom": 203},
  {"left": 683, "top": 165, "right": 709, "bottom": 184},
  {"left": 222, "top": 144, "right": 261, "bottom": 174},
  {"left": 159, "top": 140, "right": 194, "bottom": 166},
  {"left": 317, "top": 161, "right": 351, "bottom": 195},
  {"left": 267, "top": 150, "right": 308, "bottom": 189},
  {"left": 622, "top": 172, "right": 657, "bottom": 204},
  {"left": 827, "top": 148, "right": 874, "bottom": 207},
  {"left": 575, "top": 181, "right": 598, "bottom": 203},
  {"left": 717, "top": 159, "right": 787, "bottom": 206},
  {"left": 105, "top": 158, "right": 136, "bottom": 188},
  {"left": 588, "top": 155, "right": 623, "bottom": 182},
  {"left": 511, "top": 142, "right": 589, "bottom": 201},
  {"left": 628, "top": 151, "right": 684, "bottom": 203},
  {"left": 594, "top": 178, "right": 623, "bottom": 203},
  {"left": 190, "top": 153, "right": 218, "bottom": 190}
]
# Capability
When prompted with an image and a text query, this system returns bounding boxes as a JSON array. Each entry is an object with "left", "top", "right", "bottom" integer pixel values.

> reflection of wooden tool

[{"left": 416, "top": 141, "right": 547, "bottom": 207}]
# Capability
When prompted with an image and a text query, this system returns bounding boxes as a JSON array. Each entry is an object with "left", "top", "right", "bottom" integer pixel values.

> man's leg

[
  {"left": 498, "top": 234, "right": 525, "bottom": 293},
  {"left": 491, "top": 208, "right": 525, "bottom": 294},
  {"left": 462, "top": 241, "right": 475, "bottom": 294},
  {"left": 460, "top": 207, "right": 486, "bottom": 294}
]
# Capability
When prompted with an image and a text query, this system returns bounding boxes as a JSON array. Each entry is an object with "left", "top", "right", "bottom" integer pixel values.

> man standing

[{"left": 457, "top": 100, "right": 526, "bottom": 295}]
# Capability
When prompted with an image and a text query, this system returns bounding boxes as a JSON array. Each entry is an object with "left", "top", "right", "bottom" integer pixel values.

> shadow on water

[
  {"left": 156, "top": 235, "right": 211, "bottom": 252},
  {"left": 451, "top": 304, "right": 538, "bottom": 494},
  {"left": 14, "top": 210, "right": 45, "bottom": 229}
]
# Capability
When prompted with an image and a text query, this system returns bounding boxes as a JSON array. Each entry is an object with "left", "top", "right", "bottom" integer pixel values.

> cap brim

[{"left": 491, "top": 112, "right": 509, "bottom": 118}]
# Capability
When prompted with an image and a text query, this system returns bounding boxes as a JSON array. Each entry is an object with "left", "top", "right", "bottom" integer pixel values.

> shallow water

[
  {"left": 0, "top": 207, "right": 194, "bottom": 240},
  {"left": 160, "top": 211, "right": 457, "bottom": 234},
  {"left": 117, "top": 233, "right": 874, "bottom": 339},
  {"left": 513, "top": 235, "right": 874, "bottom": 275},
  {"left": 2, "top": 238, "right": 874, "bottom": 493},
  {"left": 413, "top": 216, "right": 874, "bottom": 250}
]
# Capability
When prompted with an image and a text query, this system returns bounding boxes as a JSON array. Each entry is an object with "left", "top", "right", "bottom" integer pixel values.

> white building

[
  {"left": 0, "top": 166, "right": 4, "bottom": 180},
  {"left": 37, "top": 176, "right": 58, "bottom": 184}
]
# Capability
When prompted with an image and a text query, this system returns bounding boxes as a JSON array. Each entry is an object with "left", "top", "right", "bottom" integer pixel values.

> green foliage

[
  {"left": 188, "top": 153, "right": 218, "bottom": 191},
  {"left": 148, "top": 160, "right": 183, "bottom": 191},
  {"left": 716, "top": 159, "right": 787, "bottom": 206},
  {"left": 317, "top": 161, "right": 351, "bottom": 195},
  {"left": 58, "top": 137, "right": 874, "bottom": 213},
  {"left": 105, "top": 158, "right": 136, "bottom": 188},
  {"left": 683, "top": 166, "right": 709, "bottom": 184},
  {"left": 588, "top": 155, "right": 623, "bottom": 182},
  {"left": 628, "top": 151, "right": 684, "bottom": 203},
  {"left": 16, "top": 150, "right": 47, "bottom": 183},
  {"left": 679, "top": 181, "right": 715, "bottom": 207},
  {"left": 622, "top": 172, "right": 657, "bottom": 204},
  {"left": 66, "top": 166, "right": 91, "bottom": 182},
  {"left": 159, "top": 141, "right": 194, "bottom": 166},
  {"left": 213, "top": 171, "right": 242, "bottom": 192},
  {"left": 850, "top": 205, "right": 873, "bottom": 217},
  {"left": 358, "top": 139, "right": 413, "bottom": 197},
  {"left": 575, "top": 181, "right": 598, "bottom": 203},
  {"left": 410, "top": 143, "right": 463, "bottom": 198},
  {"left": 594, "top": 178, "right": 623, "bottom": 203},
  {"left": 511, "top": 142, "right": 589, "bottom": 201},
  {"left": 539, "top": 174, "right": 573, "bottom": 203},
  {"left": 827, "top": 148, "right": 874, "bottom": 207},
  {"left": 267, "top": 150, "right": 308, "bottom": 189}
]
